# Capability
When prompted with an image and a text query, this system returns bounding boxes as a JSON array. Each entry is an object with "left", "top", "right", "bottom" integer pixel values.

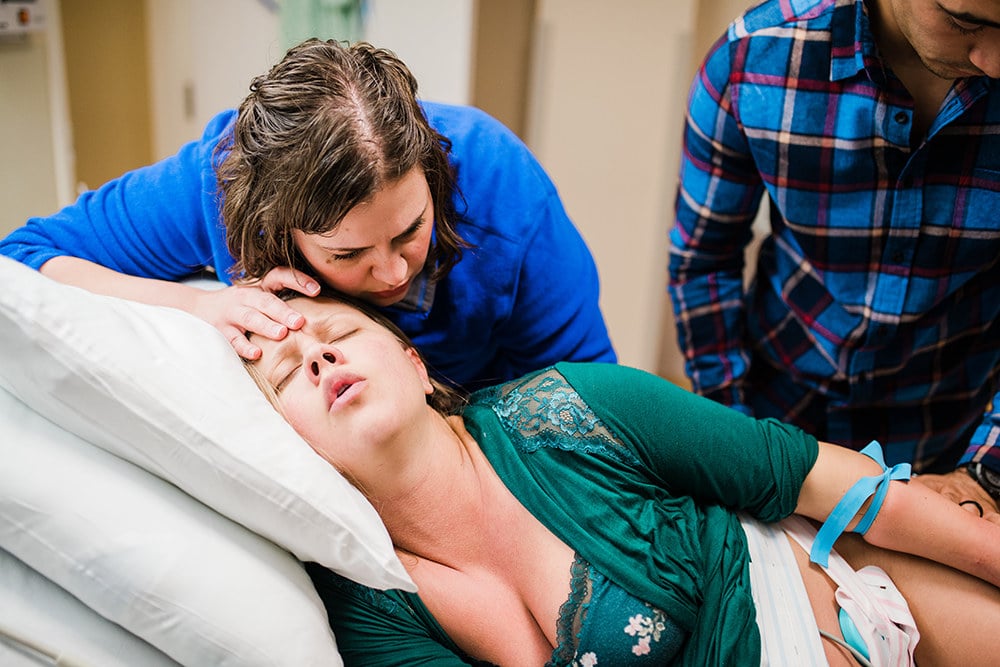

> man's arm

[{"left": 667, "top": 35, "right": 765, "bottom": 413}]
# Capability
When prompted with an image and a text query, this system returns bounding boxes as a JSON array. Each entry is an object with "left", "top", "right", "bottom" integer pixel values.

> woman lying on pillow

[{"left": 245, "top": 292, "right": 1000, "bottom": 667}]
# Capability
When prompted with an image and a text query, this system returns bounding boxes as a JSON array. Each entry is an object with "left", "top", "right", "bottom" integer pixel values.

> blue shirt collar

[{"left": 390, "top": 265, "right": 436, "bottom": 313}]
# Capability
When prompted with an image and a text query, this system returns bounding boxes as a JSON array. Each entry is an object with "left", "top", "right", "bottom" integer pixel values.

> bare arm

[
  {"left": 796, "top": 442, "right": 1000, "bottom": 588},
  {"left": 40, "top": 256, "right": 320, "bottom": 360}
]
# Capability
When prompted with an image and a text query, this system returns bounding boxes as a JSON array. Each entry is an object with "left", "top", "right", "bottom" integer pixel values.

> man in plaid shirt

[{"left": 669, "top": 0, "right": 1000, "bottom": 513}]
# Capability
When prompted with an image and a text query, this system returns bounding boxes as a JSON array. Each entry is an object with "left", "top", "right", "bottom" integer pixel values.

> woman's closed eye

[
  {"left": 331, "top": 248, "right": 364, "bottom": 261},
  {"left": 327, "top": 216, "right": 425, "bottom": 262},
  {"left": 396, "top": 217, "right": 425, "bottom": 242},
  {"left": 272, "top": 328, "right": 361, "bottom": 391},
  {"left": 274, "top": 364, "right": 301, "bottom": 392}
]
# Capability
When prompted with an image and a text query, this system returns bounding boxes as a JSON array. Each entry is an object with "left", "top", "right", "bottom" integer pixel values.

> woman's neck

[{"left": 365, "top": 414, "right": 502, "bottom": 567}]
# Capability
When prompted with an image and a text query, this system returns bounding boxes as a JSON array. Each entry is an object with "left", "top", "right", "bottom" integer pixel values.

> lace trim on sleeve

[{"left": 485, "top": 368, "right": 640, "bottom": 466}]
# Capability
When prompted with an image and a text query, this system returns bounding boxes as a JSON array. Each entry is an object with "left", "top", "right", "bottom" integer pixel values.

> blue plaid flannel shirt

[{"left": 668, "top": 0, "right": 1000, "bottom": 473}]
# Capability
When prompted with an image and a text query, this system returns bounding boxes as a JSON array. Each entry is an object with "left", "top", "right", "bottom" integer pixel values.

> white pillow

[
  {"left": 0, "top": 256, "right": 412, "bottom": 593},
  {"left": 0, "top": 548, "right": 181, "bottom": 667},
  {"left": 0, "top": 386, "right": 340, "bottom": 666}
]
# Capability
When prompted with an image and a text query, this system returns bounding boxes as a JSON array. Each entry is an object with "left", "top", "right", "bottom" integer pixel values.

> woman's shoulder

[
  {"left": 419, "top": 100, "right": 509, "bottom": 139},
  {"left": 419, "top": 101, "right": 544, "bottom": 179}
]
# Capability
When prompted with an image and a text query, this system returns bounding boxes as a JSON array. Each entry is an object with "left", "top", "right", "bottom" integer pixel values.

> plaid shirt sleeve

[
  {"left": 668, "top": 35, "right": 762, "bottom": 413},
  {"left": 968, "top": 396, "right": 1000, "bottom": 470}
]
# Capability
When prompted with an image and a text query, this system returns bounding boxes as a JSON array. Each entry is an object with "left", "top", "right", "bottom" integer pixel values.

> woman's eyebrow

[
  {"left": 318, "top": 201, "right": 430, "bottom": 253},
  {"left": 393, "top": 218, "right": 423, "bottom": 242},
  {"left": 303, "top": 312, "right": 340, "bottom": 335},
  {"left": 394, "top": 202, "right": 430, "bottom": 240}
]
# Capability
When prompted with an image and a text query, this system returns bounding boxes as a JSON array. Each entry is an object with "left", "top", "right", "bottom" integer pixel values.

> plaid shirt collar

[
  {"left": 830, "top": 0, "right": 881, "bottom": 82},
  {"left": 836, "top": 0, "right": 996, "bottom": 124}
]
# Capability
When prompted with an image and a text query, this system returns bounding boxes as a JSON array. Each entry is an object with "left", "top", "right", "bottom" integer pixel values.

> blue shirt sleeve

[{"left": 0, "top": 111, "right": 237, "bottom": 281}]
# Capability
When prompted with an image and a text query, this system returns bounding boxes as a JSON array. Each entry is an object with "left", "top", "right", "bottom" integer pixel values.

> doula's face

[
  {"left": 882, "top": 0, "right": 1000, "bottom": 79},
  {"left": 251, "top": 297, "right": 434, "bottom": 476},
  {"left": 293, "top": 167, "right": 435, "bottom": 308}
]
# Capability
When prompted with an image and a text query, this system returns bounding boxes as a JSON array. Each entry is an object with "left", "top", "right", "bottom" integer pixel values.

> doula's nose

[{"left": 372, "top": 253, "right": 408, "bottom": 285}]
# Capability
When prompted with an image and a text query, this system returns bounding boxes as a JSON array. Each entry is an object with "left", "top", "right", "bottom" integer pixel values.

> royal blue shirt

[
  {"left": 1, "top": 102, "right": 616, "bottom": 389},
  {"left": 669, "top": 0, "right": 1000, "bottom": 472}
]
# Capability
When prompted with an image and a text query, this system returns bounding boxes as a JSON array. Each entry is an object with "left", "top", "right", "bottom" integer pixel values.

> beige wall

[
  {"left": 61, "top": 0, "right": 152, "bottom": 191},
  {"left": 523, "top": 0, "right": 754, "bottom": 381},
  {"left": 0, "top": 0, "right": 72, "bottom": 239},
  {"left": 472, "top": 0, "right": 536, "bottom": 140},
  {"left": 526, "top": 0, "right": 695, "bottom": 378},
  {"left": 0, "top": 34, "right": 58, "bottom": 238}
]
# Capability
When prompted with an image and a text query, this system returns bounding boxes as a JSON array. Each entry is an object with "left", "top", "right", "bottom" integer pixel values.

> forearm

[
  {"left": 865, "top": 478, "right": 1000, "bottom": 588},
  {"left": 667, "top": 213, "right": 752, "bottom": 404},
  {"left": 669, "top": 47, "right": 761, "bottom": 401},
  {"left": 40, "top": 256, "right": 205, "bottom": 313},
  {"left": 798, "top": 442, "right": 1000, "bottom": 587}
]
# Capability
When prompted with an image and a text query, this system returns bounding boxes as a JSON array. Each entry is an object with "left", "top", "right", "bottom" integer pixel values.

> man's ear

[{"left": 405, "top": 347, "right": 434, "bottom": 395}]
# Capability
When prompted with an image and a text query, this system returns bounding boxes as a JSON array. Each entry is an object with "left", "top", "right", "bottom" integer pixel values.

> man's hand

[
  {"left": 912, "top": 469, "right": 1000, "bottom": 525},
  {"left": 191, "top": 266, "right": 321, "bottom": 360}
]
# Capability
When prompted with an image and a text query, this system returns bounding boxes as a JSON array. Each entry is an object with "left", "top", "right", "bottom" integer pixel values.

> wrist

[{"left": 966, "top": 462, "right": 1000, "bottom": 503}]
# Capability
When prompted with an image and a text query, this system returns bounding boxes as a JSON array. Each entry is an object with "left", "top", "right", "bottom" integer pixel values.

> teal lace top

[{"left": 307, "top": 362, "right": 818, "bottom": 665}]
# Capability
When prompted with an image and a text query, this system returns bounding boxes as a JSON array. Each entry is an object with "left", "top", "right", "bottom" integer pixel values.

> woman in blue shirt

[{"left": 0, "top": 39, "right": 615, "bottom": 388}]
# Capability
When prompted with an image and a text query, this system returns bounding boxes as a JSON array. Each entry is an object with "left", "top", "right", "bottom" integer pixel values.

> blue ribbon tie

[{"left": 809, "top": 441, "right": 911, "bottom": 567}]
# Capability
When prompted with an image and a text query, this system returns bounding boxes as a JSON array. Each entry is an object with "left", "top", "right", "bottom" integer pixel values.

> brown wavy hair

[{"left": 216, "top": 38, "right": 466, "bottom": 284}]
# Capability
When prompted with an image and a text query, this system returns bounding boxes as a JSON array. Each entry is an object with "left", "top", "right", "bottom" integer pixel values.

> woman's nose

[
  {"left": 306, "top": 347, "right": 341, "bottom": 383},
  {"left": 371, "top": 253, "right": 408, "bottom": 286}
]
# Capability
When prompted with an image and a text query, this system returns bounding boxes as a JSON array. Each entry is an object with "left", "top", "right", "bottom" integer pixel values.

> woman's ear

[{"left": 405, "top": 347, "right": 434, "bottom": 395}]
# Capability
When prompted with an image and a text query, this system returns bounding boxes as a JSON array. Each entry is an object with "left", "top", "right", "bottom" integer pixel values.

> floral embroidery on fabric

[
  {"left": 487, "top": 369, "right": 640, "bottom": 466},
  {"left": 547, "top": 553, "right": 685, "bottom": 666},
  {"left": 624, "top": 607, "right": 670, "bottom": 656}
]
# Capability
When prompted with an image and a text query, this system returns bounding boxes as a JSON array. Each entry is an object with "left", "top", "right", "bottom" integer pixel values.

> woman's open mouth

[{"left": 326, "top": 376, "right": 366, "bottom": 411}]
